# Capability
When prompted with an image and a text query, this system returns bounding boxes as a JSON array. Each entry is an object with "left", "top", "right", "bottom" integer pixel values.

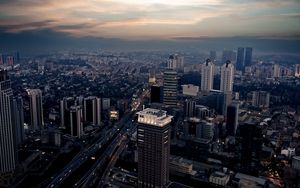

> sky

[{"left": 0, "top": 0, "right": 300, "bottom": 53}]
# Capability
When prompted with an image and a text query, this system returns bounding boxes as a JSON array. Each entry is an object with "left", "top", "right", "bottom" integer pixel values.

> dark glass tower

[
  {"left": 137, "top": 108, "right": 173, "bottom": 188},
  {"left": 244, "top": 47, "right": 253, "bottom": 67},
  {"left": 226, "top": 102, "right": 239, "bottom": 136},
  {"left": 236, "top": 123, "right": 263, "bottom": 176},
  {"left": 163, "top": 70, "right": 178, "bottom": 107},
  {"left": 236, "top": 47, "right": 245, "bottom": 71}
]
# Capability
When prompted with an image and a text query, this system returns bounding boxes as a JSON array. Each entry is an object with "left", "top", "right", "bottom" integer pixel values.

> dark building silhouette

[
  {"left": 184, "top": 99, "right": 196, "bottom": 118},
  {"left": 244, "top": 47, "right": 253, "bottom": 67},
  {"left": 226, "top": 102, "right": 239, "bottom": 136},
  {"left": 83, "top": 96, "right": 101, "bottom": 125},
  {"left": 150, "top": 85, "right": 163, "bottom": 103},
  {"left": 137, "top": 108, "right": 173, "bottom": 188},
  {"left": 236, "top": 123, "right": 263, "bottom": 176},
  {"left": 236, "top": 47, "right": 245, "bottom": 71}
]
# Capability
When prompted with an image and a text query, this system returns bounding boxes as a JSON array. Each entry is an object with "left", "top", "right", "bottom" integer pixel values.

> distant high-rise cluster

[{"left": 0, "top": 52, "right": 20, "bottom": 67}]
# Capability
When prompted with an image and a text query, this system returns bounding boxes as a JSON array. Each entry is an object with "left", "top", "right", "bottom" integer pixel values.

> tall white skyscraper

[
  {"left": 220, "top": 61, "right": 234, "bottom": 93},
  {"left": 201, "top": 59, "right": 214, "bottom": 92},
  {"left": 28, "top": 89, "right": 44, "bottom": 130},
  {"left": 0, "top": 69, "right": 17, "bottom": 180}
]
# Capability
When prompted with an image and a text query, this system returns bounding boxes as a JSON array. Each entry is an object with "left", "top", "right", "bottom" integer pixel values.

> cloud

[{"left": 0, "top": 0, "right": 299, "bottom": 39}]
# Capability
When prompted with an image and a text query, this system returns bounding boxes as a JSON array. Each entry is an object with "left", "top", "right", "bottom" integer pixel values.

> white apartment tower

[
  {"left": 220, "top": 61, "right": 234, "bottom": 93},
  {"left": 201, "top": 59, "right": 214, "bottom": 92}
]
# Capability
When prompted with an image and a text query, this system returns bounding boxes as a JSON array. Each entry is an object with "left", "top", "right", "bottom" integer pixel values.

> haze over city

[{"left": 0, "top": 1, "right": 300, "bottom": 188}]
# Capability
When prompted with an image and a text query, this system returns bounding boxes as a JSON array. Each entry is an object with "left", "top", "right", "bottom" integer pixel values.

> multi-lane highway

[
  {"left": 46, "top": 112, "right": 133, "bottom": 188},
  {"left": 46, "top": 88, "right": 147, "bottom": 188}
]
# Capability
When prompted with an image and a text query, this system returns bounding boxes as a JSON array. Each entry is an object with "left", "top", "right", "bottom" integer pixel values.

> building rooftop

[{"left": 137, "top": 108, "right": 173, "bottom": 127}]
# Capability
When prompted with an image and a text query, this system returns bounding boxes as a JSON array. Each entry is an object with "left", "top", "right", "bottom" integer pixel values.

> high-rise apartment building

[
  {"left": 201, "top": 59, "right": 214, "bottom": 92},
  {"left": 252, "top": 91, "right": 270, "bottom": 108},
  {"left": 137, "top": 108, "right": 173, "bottom": 188},
  {"left": 69, "top": 105, "right": 83, "bottom": 138},
  {"left": 220, "top": 61, "right": 234, "bottom": 93},
  {"left": 167, "top": 54, "right": 184, "bottom": 70},
  {"left": 83, "top": 96, "right": 101, "bottom": 126},
  {"left": 163, "top": 70, "right": 178, "bottom": 107},
  {"left": 27, "top": 89, "right": 44, "bottom": 130},
  {"left": 184, "top": 99, "right": 196, "bottom": 118}
]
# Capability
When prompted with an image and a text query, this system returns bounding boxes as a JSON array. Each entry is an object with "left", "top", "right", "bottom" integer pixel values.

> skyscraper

[
  {"left": 184, "top": 99, "right": 196, "bottom": 118},
  {"left": 220, "top": 61, "right": 234, "bottom": 93},
  {"left": 70, "top": 105, "right": 83, "bottom": 138},
  {"left": 163, "top": 70, "right": 178, "bottom": 107},
  {"left": 167, "top": 54, "right": 184, "bottom": 70},
  {"left": 226, "top": 102, "right": 239, "bottom": 136},
  {"left": 27, "top": 89, "right": 44, "bottom": 130},
  {"left": 0, "top": 69, "right": 17, "bottom": 181},
  {"left": 244, "top": 47, "right": 253, "bottom": 67},
  {"left": 236, "top": 47, "right": 245, "bottom": 71},
  {"left": 236, "top": 123, "right": 262, "bottom": 175},
  {"left": 83, "top": 96, "right": 101, "bottom": 126},
  {"left": 201, "top": 59, "right": 214, "bottom": 92},
  {"left": 12, "top": 97, "right": 25, "bottom": 145},
  {"left": 60, "top": 97, "right": 75, "bottom": 129},
  {"left": 137, "top": 108, "right": 173, "bottom": 188}
]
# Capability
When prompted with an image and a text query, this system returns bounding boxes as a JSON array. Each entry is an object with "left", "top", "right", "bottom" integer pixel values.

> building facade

[
  {"left": 27, "top": 89, "right": 44, "bottom": 130},
  {"left": 201, "top": 59, "right": 214, "bottom": 92},
  {"left": 137, "top": 108, "right": 173, "bottom": 188}
]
